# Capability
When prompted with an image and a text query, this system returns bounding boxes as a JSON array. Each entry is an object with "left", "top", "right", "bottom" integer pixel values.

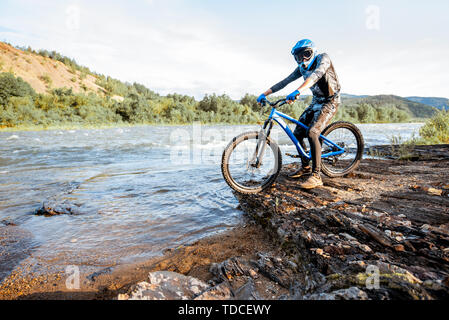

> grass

[
  {"left": 80, "top": 83, "right": 88, "bottom": 91},
  {"left": 68, "top": 66, "right": 77, "bottom": 74},
  {"left": 39, "top": 73, "right": 52, "bottom": 87},
  {"left": 80, "top": 71, "right": 87, "bottom": 80},
  {"left": 388, "top": 135, "right": 419, "bottom": 160},
  {"left": 375, "top": 110, "right": 449, "bottom": 160},
  {"left": 419, "top": 110, "right": 449, "bottom": 144}
]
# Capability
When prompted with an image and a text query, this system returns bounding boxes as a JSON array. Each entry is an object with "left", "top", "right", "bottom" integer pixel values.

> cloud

[
  {"left": 2, "top": 1, "right": 300, "bottom": 99},
  {"left": 0, "top": 26, "right": 18, "bottom": 33},
  {"left": 1, "top": 0, "right": 448, "bottom": 99}
]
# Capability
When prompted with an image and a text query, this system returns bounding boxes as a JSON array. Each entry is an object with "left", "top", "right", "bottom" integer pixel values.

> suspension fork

[{"left": 250, "top": 120, "right": 273, "bottom": 168}]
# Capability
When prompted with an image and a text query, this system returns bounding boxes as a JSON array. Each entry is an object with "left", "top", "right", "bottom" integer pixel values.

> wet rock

[
  {"left": 35, "top": 200, "right": 83, "bottom": 216},
  {"left": 118, "top": 271, "right": 210, "bottom": 300},
  {"left": 233, "top": 278, "right": 260, "bottom": 300},
  {"left": 87, "top": 267, "right": 113, "bottom": 282},
  {"left": 423, "top": 280, "right": 444, "bottom": 291},
  {"left": 424, "top": 187, "right": 443, "bottom": 196},
  {"left": 332, "top": 287, "right": 369, "bottom": 300},
  {"left": 209, "top": 257, "right": 258, "bottom": 282},
  {"left": 305, "top": 287, "right": 369, "bottom": 300},
  {"left": 194, "top": 282, "right": 233, "bottom": 300},
  {"left": 208, "top": 254, "right": 295, "bottom": 299},
  {"left": 253, "top": 252, "right": 296, "bottom": 289},
  {"left": 340, "top": 233, "right": 356, "bottom": 241},
  {"left": 303, "top": 292, "right": 336, "bottom": 300},
  {"left": 375, "top": 262, "right": 422, "bottom": 285},
  {"left": 0, "top": 219, "right": 17, "bottom": 226},
  {"left": 443, "top": 276, "right": 449, "bottom": 287}
]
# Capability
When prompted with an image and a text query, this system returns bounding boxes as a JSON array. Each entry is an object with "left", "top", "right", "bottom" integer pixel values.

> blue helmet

[{"left": 291, "top": 39, "right": 317, "bottom": 70}]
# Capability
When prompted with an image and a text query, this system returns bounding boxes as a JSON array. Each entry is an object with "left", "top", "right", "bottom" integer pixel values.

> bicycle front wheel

[
  {"left": 321, "top": 121, "right": 364, "bottom": 177},
  {"left": 221, "top": 131, "right": 282, "bottom": 194}
]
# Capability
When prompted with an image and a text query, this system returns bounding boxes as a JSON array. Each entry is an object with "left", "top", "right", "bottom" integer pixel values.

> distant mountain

[
  {"left": 295, "top": 93, "right": 438, "bottom": 119},
  {"left": 340, "top": 93, "right": 368, "bottom": 99},
  {"left": 342, "top": 94, "right": 438, "bottom": 119},
  {"left": 405, "top": 96, "right": 449, "bottom": 111},
  {"left": 301, "top": 93, "right": 368, "bottom": 99}
]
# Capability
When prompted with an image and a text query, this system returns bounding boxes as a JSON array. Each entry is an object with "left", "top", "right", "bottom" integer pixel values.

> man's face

[{"left": 294, "top": 47, "right": 314, "bottom": 65}]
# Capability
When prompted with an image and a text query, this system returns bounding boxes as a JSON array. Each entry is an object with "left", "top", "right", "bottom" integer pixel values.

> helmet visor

[{"left": 293, "top": 47, "right": 314, "bottom": 63}]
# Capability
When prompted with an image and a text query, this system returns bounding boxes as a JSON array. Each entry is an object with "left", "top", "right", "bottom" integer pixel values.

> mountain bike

[{"left": 221, "top": 98, "right": 364, "bottom": 194}]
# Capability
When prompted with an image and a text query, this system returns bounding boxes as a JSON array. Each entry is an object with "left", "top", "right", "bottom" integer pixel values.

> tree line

[{"left": 0, "top": 71, "right": 419, "bottom": 129}]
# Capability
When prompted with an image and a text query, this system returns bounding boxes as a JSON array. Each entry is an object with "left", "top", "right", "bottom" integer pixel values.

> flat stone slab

[{"left": 118, "top": 271, "right": 231, "bottom": 300}]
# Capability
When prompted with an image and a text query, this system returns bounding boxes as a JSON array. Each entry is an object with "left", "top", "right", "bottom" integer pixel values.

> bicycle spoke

[
  {"left": 226, "top": 136, "right": 278, "bottom": 189},
  {"left": 322, "top": 126, "right": 359, "bottom": 174}
]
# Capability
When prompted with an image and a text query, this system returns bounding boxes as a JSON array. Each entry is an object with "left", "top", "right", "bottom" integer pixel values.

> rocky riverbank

[
  {"left": 119, "top": 144, "right": 449, "bottom": 300},
  {"left": 0, "top": 223, "right": 286, "bottom": 299},
  {"left": 2, "top": 145, "right": 448, "bottom": 300}
]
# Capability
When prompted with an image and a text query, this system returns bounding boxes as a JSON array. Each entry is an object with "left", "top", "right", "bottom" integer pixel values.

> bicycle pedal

[{"left": 285, "top": 152, "right": 300, "bottom": 159}]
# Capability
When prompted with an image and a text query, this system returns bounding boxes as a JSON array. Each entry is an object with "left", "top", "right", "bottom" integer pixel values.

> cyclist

[{"left": 257, "top": 39, "right": 341, "bottom": 189}]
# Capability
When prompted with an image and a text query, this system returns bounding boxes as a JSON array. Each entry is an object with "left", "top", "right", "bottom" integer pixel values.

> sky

[{"left": 1, "top": 0, "right": 448, "bottom": 99}]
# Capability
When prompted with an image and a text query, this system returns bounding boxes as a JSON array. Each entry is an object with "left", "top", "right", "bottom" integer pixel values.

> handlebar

[{"left": 261, "top": 98, "right": 288, "bottom": 108}]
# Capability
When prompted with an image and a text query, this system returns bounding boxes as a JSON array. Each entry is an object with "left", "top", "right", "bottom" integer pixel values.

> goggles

[{"left": 293, "top": 47, "right": 314, "bottom": 63}]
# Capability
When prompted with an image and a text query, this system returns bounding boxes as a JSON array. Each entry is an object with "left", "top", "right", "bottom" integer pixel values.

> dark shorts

[{"left": 293, "top": 96, "right": 339, "bottom": 139}]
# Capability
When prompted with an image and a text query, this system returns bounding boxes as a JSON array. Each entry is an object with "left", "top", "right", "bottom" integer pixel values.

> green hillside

[
  {"left": 342, "top": 95, "right": 438, "bottom": 119},
  {"left": 406, "top": 96, "right": 449, "bottom": 111},
  {"left": 0, "top": 42, "right": 442, "bottom": 130}
]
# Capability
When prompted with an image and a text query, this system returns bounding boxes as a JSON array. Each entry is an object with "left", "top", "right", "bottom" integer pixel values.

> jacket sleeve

[
  {"left": 270, "top": 67, "right": 302, "bottom": 93},
  {"left": 307, "top": 53, "right": 331, "bottom": 87}
]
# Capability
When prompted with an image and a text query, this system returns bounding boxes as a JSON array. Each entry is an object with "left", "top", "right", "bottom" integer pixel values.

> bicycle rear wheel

[
  {"left": 321, "top": 121, "right": 364, "bottom": 177},
  {"left": 221, "top": 131, "right": 282, "bottom": 194}
]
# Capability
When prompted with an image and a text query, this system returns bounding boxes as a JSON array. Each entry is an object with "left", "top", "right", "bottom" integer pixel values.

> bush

[
  {"left": 39, "top": 73, "right": 52, "bottom": 87},
  {"left": 419, "top": 110, "right": 449, "bottom": 144},
  {"left": 240, "top": 94, "right": 259, "bottom": 111},
  {"left": 0, "top": 72, "right": 36, "bottom": 105},
  {"left": 0, "top": 96, "right": 45, "bottom": 126}
]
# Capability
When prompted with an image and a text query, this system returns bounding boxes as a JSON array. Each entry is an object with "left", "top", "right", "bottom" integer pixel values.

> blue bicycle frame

[{"left": 264, "top": 101, "right": 345, "bottom": 160}]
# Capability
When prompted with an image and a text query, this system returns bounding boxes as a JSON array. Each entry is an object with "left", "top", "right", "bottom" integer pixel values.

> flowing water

[{"left": 0, "top": 123, "right": 423, "bottom": 277}]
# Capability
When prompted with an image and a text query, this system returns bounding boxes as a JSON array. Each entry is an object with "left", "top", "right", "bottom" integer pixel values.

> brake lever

[{"left": 258, "top": 100, "right": 268, "bottom": 119}]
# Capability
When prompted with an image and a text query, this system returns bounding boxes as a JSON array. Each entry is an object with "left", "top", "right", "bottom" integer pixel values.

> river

[{"left": 0, "top": 122, "right": 423, "bottom": 278}]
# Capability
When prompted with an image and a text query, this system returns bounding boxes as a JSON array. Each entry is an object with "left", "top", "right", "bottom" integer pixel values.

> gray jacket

[{"left": 270, "top": 53, "right": 341, "bottom": 103}]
